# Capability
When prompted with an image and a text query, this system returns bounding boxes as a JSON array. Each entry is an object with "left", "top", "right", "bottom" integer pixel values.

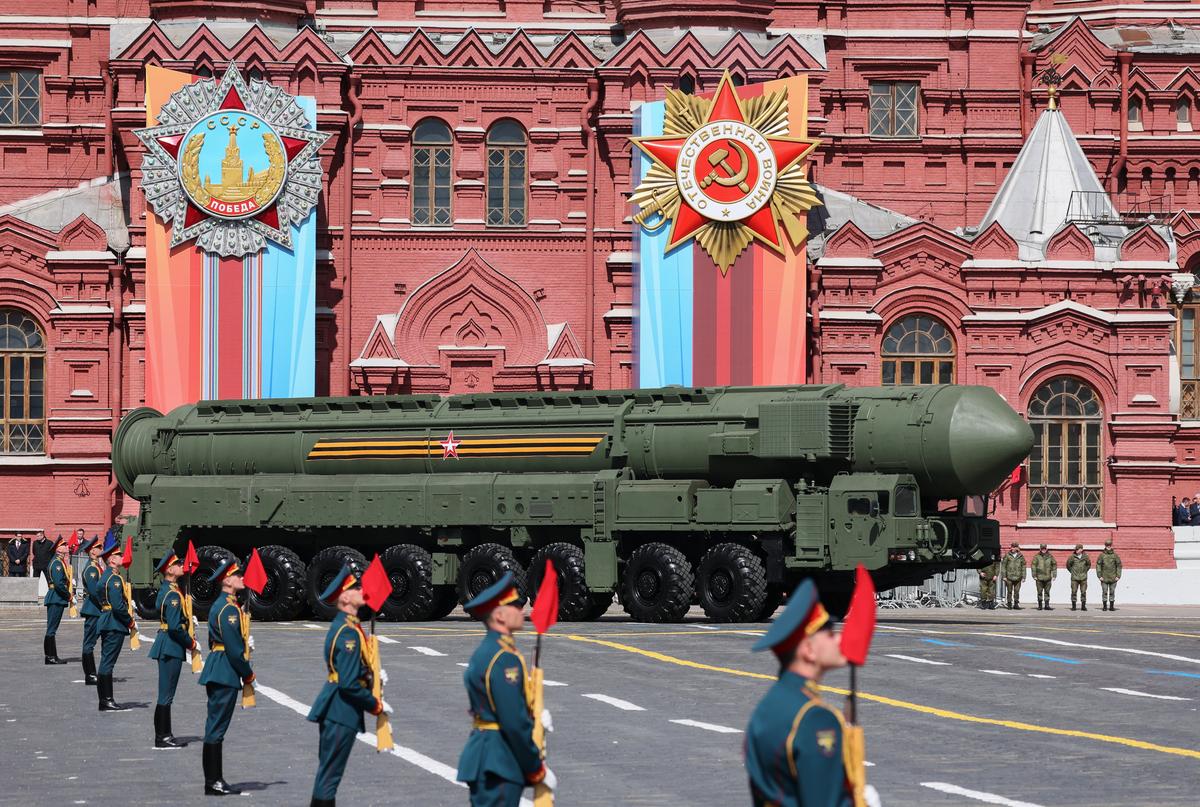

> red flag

[
  {"left": 67, "top": 530, "right": 79, "bottom": 554},
  {"left": 1008, "top": 464, "right": 1023, "bottom": 485},
  {"left": 183, "top": 540, "right": 200, "bottom": 574},
  {"left": 120, "top": 535, "right": 133, "bottom": 568},
  {"left": 840, "top": 564, "right": 877, "bottom": 666},
  {"left": 361, "top": 554, "right": 393, "bottom": 613},
  {"left": 243, "top": 548, "right": 268, "bottom": 594},
  {"left": 531, "top": 559, "right": 559, "bottom": 635}
]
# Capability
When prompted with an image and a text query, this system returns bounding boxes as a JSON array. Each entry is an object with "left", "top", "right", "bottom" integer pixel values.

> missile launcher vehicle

[{"left": 112, "top": 383, "right": 1034, "bottom": 622}]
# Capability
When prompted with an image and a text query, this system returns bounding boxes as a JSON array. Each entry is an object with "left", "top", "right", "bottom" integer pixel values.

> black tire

[
  {"left": 427, "top": 587, "right": 460, "bottom": 620},
  {"left": 528, "top": 543, "right": 595, "bottom": 622},
  {"left": 756, "top": 585, "right": 786, "bottom": 622},
  {"left": 582, "top": 591, "right": 615, "bottom": 621},
  {"left": 190, "top": 545, "right": 237, "bottom": 620},
  {"left": 132, "top": 586, "right": 159, "bottom": 621},
  {"left": 457, "top": 543, "right": 526, "bottom": 605},
  {"left": 696, "top": 543, "right": 768, "bottom": 623},
  {"left": 378, "top": 544, "right": 436, "bottom": 621},
  {"left": 244, "top": 545, "right": 307, "bottom": 622},
  {"left": 620, "top": 542, "right": 694, "bottom": 623},
  {"left": 306, "top": 545, "right": 368, "bottom": 621}
]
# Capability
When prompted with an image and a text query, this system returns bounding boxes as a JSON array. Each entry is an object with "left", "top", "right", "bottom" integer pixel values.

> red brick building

[{"left": 2, "top": 0, "right": 1199, "bottom": 591}]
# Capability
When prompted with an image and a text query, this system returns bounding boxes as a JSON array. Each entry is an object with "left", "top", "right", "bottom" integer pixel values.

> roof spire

[{"left": 1037, "top": 53, "right": 1068, "bottom": 111}]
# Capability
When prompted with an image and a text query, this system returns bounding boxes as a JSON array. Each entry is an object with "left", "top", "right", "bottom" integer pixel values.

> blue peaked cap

[
  {"left": 318, "top": 564, "right": 360, "bottom": 604},
  {"left": 99, "top": 531, "right": 120, "bottom": 557},
  {"left": 463, "top": 571, "right": 522, "bottom": 618},
  {"left": 155, "top": 548, "right": 181, "bottom": 574},
  {"left": 79, "top": 536, "right": 99, "bottom": 553},
  {"left": 206, "top": 558, "right": 242, "bottom": 584},
  {"left": 751, "top": 579, "right": 834, "bottom": 654}
]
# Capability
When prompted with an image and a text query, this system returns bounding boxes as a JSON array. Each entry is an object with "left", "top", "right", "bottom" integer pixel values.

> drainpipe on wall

[
  {"left": 581, "top": 78, "right": 601, "bottom": 365},
  {"left": 102, "top": 61, "right": 115, "bottom": 181},
  {"left": 1017, "top": 9, "right": 1030, "bottom": 137},
  {"left": 107, "top": 249, "right": 127, "bottom": 523},
  {"left": 343, "top": 75, "right": 362, "bottom": 395},
  {"left": 1111, "top": 51, "right": 1133, "bottom": 196}
]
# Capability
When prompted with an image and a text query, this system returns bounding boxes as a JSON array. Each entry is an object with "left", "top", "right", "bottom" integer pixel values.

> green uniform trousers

[
  {"left": 157, "top": 656, "right": 183, "bottom": 706},
  {"left": 44, "top": 603, "right": 65, "bottom": 638},
  {"left": 1071, "top": 579, "right": 1087, "bottom": 603},
  {"left": 98, "top": 631, "right": 123, "bottom": 675},
  {"left": 979, "top": 578, "right": 996, "bottom": 602},
  {"left": 204, "top": 683, "right": 239, "bottom": 744},
  {"left": 82, "top": 615, "right": 99, "bottom": 653},
  {"left": 1035, "top": 581, "right": 1052, "bottom": 602},
  {"left": 312, "top": 721, "right": 357, "bottom": 800},
  {"left": 1101, "top": 581, "right": 1117, "bottom": 602},
  {"left": 468, "top": 773, "right": 525, "bottom": 807},
  {"left": 1005, "top": 581, "right": 1022, "bottom": 607}
]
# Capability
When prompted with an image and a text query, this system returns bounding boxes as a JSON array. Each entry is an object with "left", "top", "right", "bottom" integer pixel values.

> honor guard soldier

[
  {"left": 1066, "top": 544, "right": 1091, "bottom": 611},
  {"left": 1032, "top": 544, "right": 1057, "bottom": 611},
  {"left": 97, "top": 533, "right": 135, "bottom": 711},
  {"left": 79, "top": 535, "right": 104, "bottom": 684},
  {"left": 1097, "top": 538, "right": 1123, "bottom": 611},
  {"left": 307, "top": 565, "right": 392, "bottom": 807},
  {"left": 977, "top": 558, "right": 1000, "bottom": 610},
  {"left": 149, "top": 549, "right": 197, "bottom": 750},
  {"left": 457, "top": 572, "right": 556, "bottom": 807},
  {"left": 42, "top": 536, "right": 71, "bottom": 665},
  {"left": 199, "top": 558, "right": 254, "bottom": 796},
  {"left": 1001, "top": 541, "right": 1026, "bottom": 610}
]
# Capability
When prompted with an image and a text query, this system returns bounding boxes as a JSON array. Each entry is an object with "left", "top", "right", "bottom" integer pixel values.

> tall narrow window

[
  {"left": 1128, "top": 98, "right": 1144, "bottom": 131},
  {"left": 0, "top": 70, "right": 40, "bottom": 127},
  {"left": 1027, "top": 378, "right": 1103, "bottom": 520},
  {"left": 486, "top": 120, "right": 526, "bottom": 228},
  {"left": 869, "top": 81, "right": 919, "bottom": 138},
  {"left": 0, "top": 309, "right": 45, "bottom": 454},
  {"left": 412, "top": 118, "right": 452, "bottom": 227},
  {"left": 1177, "top": 97, "right": 1192, "bottom": 131},
  {"left": 1180, "top": 304, "right": 1200, "bottom": 418},
  {"left": 881, "top": 315, "right": 955, "bottom": 385}
]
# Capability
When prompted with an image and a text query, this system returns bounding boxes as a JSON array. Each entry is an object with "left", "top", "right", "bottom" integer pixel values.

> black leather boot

[
  {"left": 98, "top": 674, "right": 129, "bottom": 712},
  {"left": 204, "top": 742, "right": 240, "bottom": 795},
  {"left": 310, "top": 799, "right": 335, "bottom": 807},
  {"left": 82, "top": 652, "right": 98, "bottom": 685},
  {"left": 1081, "top": 599, "right": 1087, "bottom": 611},
  {"left": 155, "top": 705, "right": 186, "bottom": 749},
  {"left": 44, "top": 636, "right": 66, "bottom": 665}
]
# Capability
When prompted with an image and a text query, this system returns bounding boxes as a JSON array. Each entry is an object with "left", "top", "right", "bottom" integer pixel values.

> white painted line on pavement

[
  {"left": 1026, "top": 674, "right": 1057, "bottom": 679},
  {"left": 669, "top": 719, "right": 741, "bottom": 734},
  {"left": 978, "top": 632, "right": 1200, "bottom": 666},
  {"left": 582, "top": 693, "right": 646, "bottom": 711},
  {"left": 543, "top": 680, "right": 568, "bottom": 687},
  {"left": 885, "top": 654, "right": 951, "bottom": 666},
  {"left": 303, "top": 623, "right": 322, "bottom": 629},
  {"left": 409, "top": 646, "right": 447, "bottom": 657},
  {"left": 255, "top": 683, "right": 534, "bottom": 807},
  {"left": 137, "top": 633, "right": 153, "bottom": 643},
  {"left": 1100, "top": 687, "right": 1191, "bottom": 701},
  {"left": 690, "top": 624, "right": 721, "bottom": 630},
  {"left": 376, "top": 636, "right": 398, "bottom": 644},
  {"left": 456, "top": 662, "right": 468, "bottom": 667},
  {"left": 72, "top": 679, "right": 85, "bottom": 683},
  {"left": 864, "top": 761, "right": 875, "bottom": 767},
  {"left": 921, "top": 782, "right": 1044, "bottom": 807},
  {"left": 979, "top": 669, "right": 1018, "bottom": 676}
]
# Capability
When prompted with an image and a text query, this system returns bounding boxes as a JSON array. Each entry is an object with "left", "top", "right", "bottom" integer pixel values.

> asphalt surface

[{"left": 1, "top": 603, "right": 1198, "bottom": 807}]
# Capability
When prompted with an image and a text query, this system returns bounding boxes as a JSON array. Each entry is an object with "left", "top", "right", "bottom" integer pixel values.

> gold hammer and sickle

[{"left": 700, "top": 141, "right": 751, "bottom": 193}]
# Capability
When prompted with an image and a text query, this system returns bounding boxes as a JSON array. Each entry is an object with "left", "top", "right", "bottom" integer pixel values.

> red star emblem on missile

[{"left": 440, "top": 431, "right": 462, "bottom": 460}]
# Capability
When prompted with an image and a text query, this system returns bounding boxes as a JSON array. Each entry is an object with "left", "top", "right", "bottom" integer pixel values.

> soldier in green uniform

[
  {"left": 79, "top": 535, "right": 104, "bottom": 684},
  {"left": 977, "top": 558, "right": 1000, "bottom": 609},
  {"left": 97, "top": 533, "right": 134, "bottom": 711},
  {"left": 198, "top": 558, "right": 254, "bottom": 796},
  {"left": 149, "top": 549, "right": 197, "bottom": 749},
  {"left": 1001, "top": 541, "right": 1026, "bottom": 610},
  {"left": 1096, "top": 538, "right": 1123, "bottom": 611},
  {"left": 307, "top": 565, "right": 391, "bottom": 807},
  {"left": 744, "top": 579, "right": 879, "bottom": 807},
  {"left": 456, "top": 571, "right": 556, "bottom": 807},
  {"left": 42, "top": 536, "right": 71, "bottom": 665},
  {"left": 1066, "top": 543, "right": 1090, "bottom": 611},
  {"left": 1031, "top": 544, "right": 1057, "bottom": 611}
]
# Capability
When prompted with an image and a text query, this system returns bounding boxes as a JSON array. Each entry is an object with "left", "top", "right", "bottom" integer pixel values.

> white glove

[
  {"left": 248, "top": 634, "right": 256, "bottom": 651},
  {"left": 380, "top": 668, "right": 389, "bottom": 686},
  {"left": 192, "top": 615, "right": 199, "bottom": 629},
  {"left": 540, "top": 708, "right": 554, "bottom": 733},
  {"left": 380, "top": 699, "right": 394, "bottom": 716},
  {"left": 864, "top": 784, "right": 882, "bottom": 807},
  {"left": 541, "top": 767, "right": 557, "bottom": 792}
]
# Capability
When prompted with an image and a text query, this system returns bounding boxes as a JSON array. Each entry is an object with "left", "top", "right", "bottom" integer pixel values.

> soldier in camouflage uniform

[
  {"left": 1096, "top": 538, "right": 1123, "bottom": 611},
  {"left": 1066, "top": 543, "right": 1090, "bottom": 611},
  {"left": 1001, "top": 541, "right": 1026, "bottom": 610},
  {"left": 977, "top": 558, "right": 1001, "bottom": 609},
  {"left": 1031, "top": 543, "right": 1057, "bottom": 611}
]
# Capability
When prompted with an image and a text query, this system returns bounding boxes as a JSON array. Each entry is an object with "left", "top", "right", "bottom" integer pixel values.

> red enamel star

[{"left": 440, "top": 431, "right": 462, "bottom": 460}]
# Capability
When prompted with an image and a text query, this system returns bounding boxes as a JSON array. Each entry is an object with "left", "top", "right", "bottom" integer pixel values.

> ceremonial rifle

[
  {"left": 840, "top": 564, "right": 877, "bottom": 807},
  {"left": 120, "top": 535, "right": 140, "bottom": 650},
  {"left": 241, "top": 548, "right": 268, "bottom": 708},
  {"left": 529, "top": 559, "right": 559, "bottom": 807},
  {"left": 362, "top": 554, "right": 395, "bottom": 751},
  {"left": 183, "top": 541, "right": 203, "bottom": 673}
]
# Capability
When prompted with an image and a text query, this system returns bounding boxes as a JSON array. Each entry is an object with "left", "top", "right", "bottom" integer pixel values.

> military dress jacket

[
  {"left": 1001, "top": 551, "right": 1026, "bottom": 582},
  {"left": 1096, "top": 550, "right": 1123, "bottom": 583},
  {"left": 149, "top": 581, "right": 194, "bottom": 661},
  {"left": 307, "top": 612, "right": 379, "bottom": 731},
  {"left": 456, "top": 630, "right": 544, "bottom": 786},
  {"left": 199, "top": 594, "right": 252, "bottom": 688},
  {"left": 80, "top": 561, "right": 104, "bottom": 618},
  {"left": 97, "top": 568, "right": 133, "bottom": 634},
  {"left": 43, "top": 556, "right": 72, "bottom": 607},
  {"left": 745, "top": 672, "right": 852, "bottom": 807},
  {"left": 1031, "top": 552, "right": 1057, "bottom": 581}
]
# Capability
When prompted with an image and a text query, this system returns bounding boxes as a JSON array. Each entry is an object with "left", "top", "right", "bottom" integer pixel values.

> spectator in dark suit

[
  {"left": 1190, "top": 494, "right": 1200, "bottom": 525},
  {"left": 1176, "top": 497, "right": 1192, "bottom": 526},
  {"left": 7, "top": 535, "right": 29, "bottom": 577},
  {"left": 32, "top": 534, "right": 55, "bottom": 578}
]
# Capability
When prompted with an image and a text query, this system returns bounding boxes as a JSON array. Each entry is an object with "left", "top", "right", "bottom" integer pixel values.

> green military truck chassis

[{"left": 112, "top": 384, "right": 1033, "bottom": 623}]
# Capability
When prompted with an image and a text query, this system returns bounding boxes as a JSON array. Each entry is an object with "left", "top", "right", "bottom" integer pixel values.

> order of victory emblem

[
  {"left": 135, "top": 64, "right": 330, "bottom": 257},
  {"left": 630, "top": 71, "right": 822, "bottom": 273}
]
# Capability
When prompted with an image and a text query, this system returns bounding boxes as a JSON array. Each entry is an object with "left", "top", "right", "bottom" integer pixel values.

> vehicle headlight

[{"left": 907, "top": 550, "right": 917, "bottom": 561}]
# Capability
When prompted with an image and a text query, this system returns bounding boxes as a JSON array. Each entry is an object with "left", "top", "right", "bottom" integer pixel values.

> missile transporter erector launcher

[{"left": 112, "top": 384, "right": 1034, "bottom": 623}]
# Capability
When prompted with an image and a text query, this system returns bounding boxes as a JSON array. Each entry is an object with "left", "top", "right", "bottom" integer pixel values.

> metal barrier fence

[{"left": 878, "top": 569, "right": 984, "bottom": 609}]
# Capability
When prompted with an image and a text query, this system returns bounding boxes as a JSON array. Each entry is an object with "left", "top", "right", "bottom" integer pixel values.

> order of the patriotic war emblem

[{"left": 135, "top": 64, "right": 330, "bottom": 257}]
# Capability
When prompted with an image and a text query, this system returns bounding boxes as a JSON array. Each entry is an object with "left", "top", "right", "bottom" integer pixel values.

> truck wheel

[
  {"left": 756, "top": 585, "right": 786, "bottom": 622},
  {"left": 697, "top": 543, "right": 768, "bottom": 623},
  {"left": 457, "top": 543, "right": 526, "bottom": 605},
  {"left": 379, "top": 544, "right": 436, "bottom": 622},
  {"left": 529, "top": 543, "right": 594, "bottom": 622},
  {"left": 427, "top": 586, "right": 459, "bottom": 620},
  {"left": 244, "top": 545, "right": 307, "bottom": 622},
  {"left": 191, "top": 545, "right": 237, "bottom": 620},
  {"left": 621, "top": 542, "right": 694, "bottom": 623},
  {"left": 306, "top": 545, "right": 368, "bottom": 621},
  {"left": 582, "top": 592, "right": 615, "bottom": 621},
  {"left": 132, "top": 586, "right": 159, "bottom": 621}
]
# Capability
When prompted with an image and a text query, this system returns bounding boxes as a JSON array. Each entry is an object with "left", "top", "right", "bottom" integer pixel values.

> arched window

[
  {"left": 0, "top": 308, "right": 45, "bottom": 454},
  {"left": 881, "top": 315, "right": 955, "bottom": 385},
  {"left": 1177, "top": 97, "right": 1193, "bottom": 131},
  {"left": 486, "top": 120, "right": 526, "bottom": 227},
  {"left": 412, "top": 118, "right": 452, "bottom": 227},
  {"left": 1128, "top": 98, "right": 1143, "bottom": 131},
  {"left": 1027, "top": 378, "right": 1103, "bottom": 520}
]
